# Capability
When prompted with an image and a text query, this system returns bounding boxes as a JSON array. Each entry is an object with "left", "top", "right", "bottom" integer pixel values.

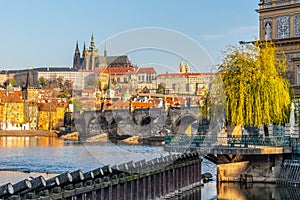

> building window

[
  {"left": 276, "top": 1, "right": 290, "bottom": 7},
  {"left": 295, "top": 14, "right": 300, "bottom": 37},
  {"left": 276, "top": 16, "right": 290, "bottom": 39}
]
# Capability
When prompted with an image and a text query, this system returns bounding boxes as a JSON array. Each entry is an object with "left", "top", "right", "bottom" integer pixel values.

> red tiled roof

[
  {"left": 80, "top": 69, "right": 109, "bottom": 73},
  {"left": 39, "top": 103, "right": 57, "bottom": 112},
  {"left": 0, "top": 90, "right": 23, "bottom": 103},
  {"left": 107, "top": 66, "right": 138, "bottom": 75},
  {"left": 157, "top": 72, "right": 216, "bottom": 77},
  {"left": 137, "top": 67, "right": 157, "bottom": 74}
]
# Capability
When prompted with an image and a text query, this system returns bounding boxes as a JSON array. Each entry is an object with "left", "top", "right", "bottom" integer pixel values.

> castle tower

[
  {"left": 185, "top": 61, "right": 190, "bottom": 73},
  {"left": 73, "top": 40, "right": 81, "bottom": 69},
  {"left": 84, "top": 33, "right": 99, "bottom": 70},
  {"left": 22, "top": 69, "right": 37, "bottom": 101},
  {"left": 179, "top": 60, "right": 185, "bottom": 73}
]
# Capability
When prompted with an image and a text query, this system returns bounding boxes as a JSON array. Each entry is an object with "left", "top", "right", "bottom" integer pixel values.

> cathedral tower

[
  {"left": 85, "top": 33, "right": 99, "bottom": 70},
  {"left": 73, "top": 40, "right": 81, "bottom": 69}
]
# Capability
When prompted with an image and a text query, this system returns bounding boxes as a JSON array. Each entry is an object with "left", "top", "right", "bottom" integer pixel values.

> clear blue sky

[{"left": 0, "top": 0, "right": 259, "bottom": 71}]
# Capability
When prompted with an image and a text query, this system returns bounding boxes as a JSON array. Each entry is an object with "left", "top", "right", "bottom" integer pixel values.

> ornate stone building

[
  {"left": 257, "top": 0, "right": 300, "bottom": 96},
  {"left": 156, "top": 61, "right": 215, "bottom": 95},
  {"left": 73, "top": 34, "right": 131, "bottom": 70}
]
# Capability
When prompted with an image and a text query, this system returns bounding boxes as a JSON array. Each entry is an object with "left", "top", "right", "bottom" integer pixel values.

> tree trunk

[{"left": 263, "top": 124, "right": 269, "bottom": 136}]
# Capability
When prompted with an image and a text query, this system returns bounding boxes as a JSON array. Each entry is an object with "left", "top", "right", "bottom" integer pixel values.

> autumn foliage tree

[{"left": 219, "top": 41, "right": 291, "bottom": 131}]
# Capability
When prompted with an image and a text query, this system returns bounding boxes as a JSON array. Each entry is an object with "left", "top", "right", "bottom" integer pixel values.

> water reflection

[
  {"left": 217, "top": 182, "right": 300, "bottom": 200},
  {"left": 0, "top": 137, "right": 165, "bottom": 174},
  {"left": 0, "top": 136, "right": 64, "bottom": 147}
]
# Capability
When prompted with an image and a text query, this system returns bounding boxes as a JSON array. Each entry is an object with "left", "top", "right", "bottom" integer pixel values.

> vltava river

[{"left": 0, "top": 136, "right": 297, "bottom": 200}]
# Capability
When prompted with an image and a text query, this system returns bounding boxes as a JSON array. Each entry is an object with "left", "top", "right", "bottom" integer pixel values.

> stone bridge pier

[{"left": 73, "top": 111, "right": 108, "bottom": 140}]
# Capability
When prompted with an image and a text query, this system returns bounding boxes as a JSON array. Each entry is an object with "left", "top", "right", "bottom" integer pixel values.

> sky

[{"left": 0, "top": 0, "right": 259, "bottom": 73}]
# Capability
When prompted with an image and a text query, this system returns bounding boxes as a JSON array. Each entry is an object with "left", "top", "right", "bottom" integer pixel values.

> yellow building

[
  {"left": 0, "top": 88, "right": 26, "bottom": 130},
  {"left": 26, "top": 88, "right": 39, "bottom": 102},
  {"left": 38, "top": 102, "right": 66, "bottom": 130}
]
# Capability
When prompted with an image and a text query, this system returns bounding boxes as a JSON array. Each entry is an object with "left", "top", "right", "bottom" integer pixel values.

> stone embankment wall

[
  {"left": 217, "top": 155, "right": 283, "bottom": 183},
  {"left": 0, "top": 130, "right": 57, "bottom": 137}
]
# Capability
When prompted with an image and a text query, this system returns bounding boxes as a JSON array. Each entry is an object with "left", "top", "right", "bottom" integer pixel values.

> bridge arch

[{"left": 173, "top": 114, "right": 198, "bottom": 135}]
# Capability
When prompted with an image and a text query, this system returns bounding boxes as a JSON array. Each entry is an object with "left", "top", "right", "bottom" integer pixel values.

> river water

[{"left": 0, "top": 136, "right": 297, "bottom": 199}]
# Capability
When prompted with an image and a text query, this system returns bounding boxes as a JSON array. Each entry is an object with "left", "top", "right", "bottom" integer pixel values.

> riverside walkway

[{"left": 0, "top": 152, "right": 201, "bottom": 200}]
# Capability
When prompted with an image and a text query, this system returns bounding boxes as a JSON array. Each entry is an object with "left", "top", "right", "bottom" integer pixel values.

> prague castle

[{"left": 73, "top": 34, "right": 131, "bottom": 70}]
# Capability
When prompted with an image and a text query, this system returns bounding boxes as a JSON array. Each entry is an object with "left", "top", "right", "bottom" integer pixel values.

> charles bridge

[{"left": 65, "top": 107, "right": 200, "bottom": 140}]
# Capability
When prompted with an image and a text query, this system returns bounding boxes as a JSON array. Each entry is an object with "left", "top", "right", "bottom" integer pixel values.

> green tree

[
  {"left": 38, "top": 76, "right": 47, "bottom": 88},
  {"left": 60, "top": 91, "right": 70, "bottom": 98},
  {"left": 72, "top": 99, "right": 82, "bottom": 112},
  {"left": 4, "top": 78, "right": 17, "bottom": 87},
  {"left": 85, "top": 76, "right": 97, "bottom": 90},
  {"left": 156, "top": 83, "right": 166, "bottom": 94},
  {"left": 219, "top": 41, "right": 291, "bottom": 131}
]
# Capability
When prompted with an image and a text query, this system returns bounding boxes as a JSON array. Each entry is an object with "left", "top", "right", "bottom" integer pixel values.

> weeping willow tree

[{"left": 219, "top": 41, "right": 291, "bottom": 133}]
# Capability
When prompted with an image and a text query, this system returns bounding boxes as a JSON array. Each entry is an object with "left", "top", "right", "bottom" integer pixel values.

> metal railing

[{"left": 165, "top": 135, "right": 291, "bottom": 148}]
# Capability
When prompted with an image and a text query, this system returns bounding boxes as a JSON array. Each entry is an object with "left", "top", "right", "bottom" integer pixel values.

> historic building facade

[
  {"left": 156, "top": 61, "right": 215, "bottom": 95},
  {"left": 257, "top": 0, "right": 300, "bottom": 96}
]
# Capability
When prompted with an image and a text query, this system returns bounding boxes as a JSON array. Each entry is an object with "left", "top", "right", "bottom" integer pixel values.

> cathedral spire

[
  {"left": 89, "top": 33, "right": 95, "bottom": 50},
  {"left": 73, "top": 40, "right": 81, "bottom": 69},
  {"left": 82, "top": 42, "right": 86, "bottom": 58},
  {"left": 75, "top": 40, "right": 80, "bottom": 53}
]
